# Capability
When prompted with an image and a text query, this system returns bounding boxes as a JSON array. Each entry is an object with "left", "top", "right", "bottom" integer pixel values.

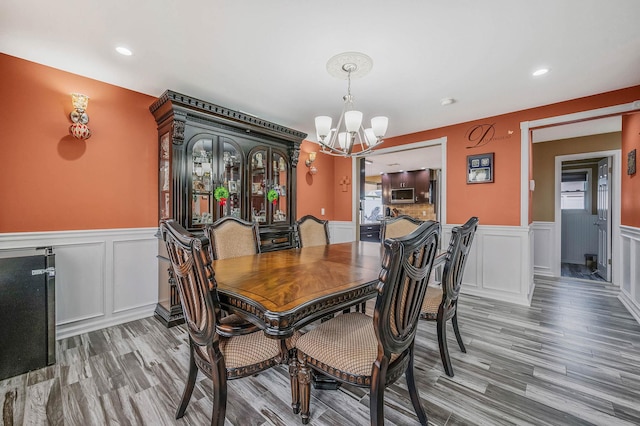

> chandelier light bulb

[
  {"left": 371, "top": 116, "right": 388, "bottom": 138},
  {"left": 344, "top": 110, "right": 363, "bottom": 133},
  {"left": 315, "top": 116, "right": 332, "bottom": 139}
]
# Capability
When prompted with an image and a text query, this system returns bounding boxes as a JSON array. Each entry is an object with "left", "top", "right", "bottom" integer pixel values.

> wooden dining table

[{"left": 212, "top": 241, "right": 382, "bottom": 338}]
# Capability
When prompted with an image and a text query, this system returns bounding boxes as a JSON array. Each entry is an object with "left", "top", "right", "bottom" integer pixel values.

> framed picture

[
  {"left": 252, "top": 182, "right": 262, "bottom": 194},
  {"left": 467, "top": 153, "right": 494, "bottom": 184},
  {"left": 228, "top": 180, "right": 237, "bottom": 193},
  {"left": 628, "top": 149, "right": 636, "bottom": 175}
]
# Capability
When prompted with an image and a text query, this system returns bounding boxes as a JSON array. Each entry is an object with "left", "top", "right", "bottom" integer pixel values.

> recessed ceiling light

[
  {"left": 116, "top": 46, "right": 133, "bottom": 56},
  {"left": 532, "top": 68, "right": 549, "bottom": 77},
  {"left": 440, "top": 97, "right": 455, "bottom": 106}
]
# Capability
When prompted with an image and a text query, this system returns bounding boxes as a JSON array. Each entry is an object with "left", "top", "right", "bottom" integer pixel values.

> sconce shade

[
  {"left": 71, "top": 93, "right": 89, "bottom": 111},
  {"left": 69, "top": 122, "right": 92, "bottom": 140}
]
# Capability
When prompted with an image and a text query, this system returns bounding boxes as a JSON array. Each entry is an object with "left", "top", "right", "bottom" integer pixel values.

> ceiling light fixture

[
  {"left": 440, "top": 97, "right": 455, "bottom": 106},
  {"left": 532, "top": 68, "right": 549, "bottom": 77},
  {"left": 116, "top": 46, "right": 133, "bottom": 56},
  {"left": 315, "top": 52, "right": 388, "bottom": 157}
]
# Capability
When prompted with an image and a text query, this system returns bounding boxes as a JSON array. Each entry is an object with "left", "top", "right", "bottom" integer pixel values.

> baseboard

[{"left": 56, "top": 303, "right": 157, "bottom": 340}]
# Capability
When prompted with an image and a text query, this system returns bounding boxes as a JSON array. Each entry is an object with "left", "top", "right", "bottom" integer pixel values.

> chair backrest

[
  {"left": 160, "top": 220, "right": 220, "bottom": 347},
  {"left": 374, "top": 221, "right": 440, "bottom": 356},
  {"left": 296, "top": 215, "right": 330, "bottom": 247},
  {"left": 204, "top": 216, "right": 261, "bottom": 260},
  {"left": 440, "top": 217, "right": 479, "bottom": 314},
  {"left": 380, "top": 215, "right": 424, "bottom": 241}
]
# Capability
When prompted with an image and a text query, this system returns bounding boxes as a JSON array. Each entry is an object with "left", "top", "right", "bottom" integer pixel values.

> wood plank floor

[
  {"left": 2, "top": 276, "right": 640, "bottom": 425},
  {"left": 561, "top": 263, "right": 607, "bottom": 282}
]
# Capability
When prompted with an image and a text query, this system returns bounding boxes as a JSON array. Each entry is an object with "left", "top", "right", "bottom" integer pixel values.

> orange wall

[
  {"left": 0, "top": 54, "right": 158, "bottom": 232},
  {"left": 2, "top": 53, "right": 640, "bottom": 231},
  {"left": 622, "top": 112, "right": 640, "bottom": 227},
  {"left": 296, "top": 141, "right": 354, "bottom": 221},
  {"left": 382, "top": 86, "right": 640, "bottom": 226}
]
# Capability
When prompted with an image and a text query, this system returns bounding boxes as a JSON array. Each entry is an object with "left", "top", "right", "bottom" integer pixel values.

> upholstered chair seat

[
  {"left": 420, "top": 285, "right": 443, "bottom": 320},
  {"left": 296, "top": 312, "right": 400, "bottom": 381}
]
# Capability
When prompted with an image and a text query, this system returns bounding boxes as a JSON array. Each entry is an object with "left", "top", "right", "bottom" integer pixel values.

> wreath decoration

[
  {"left": 214, "top": 186, "right": 229, "bottom": 206},
  {"left": 267, "top": 189, "right": 279, "bottom": 205}
]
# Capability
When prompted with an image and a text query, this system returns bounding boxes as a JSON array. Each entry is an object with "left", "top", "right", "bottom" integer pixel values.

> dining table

[{"left": 212, "top": 241, "right": 383, "bottom": 338}]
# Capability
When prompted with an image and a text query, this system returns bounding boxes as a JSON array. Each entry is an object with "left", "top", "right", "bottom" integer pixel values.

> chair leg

[
  {"left": 210, "top": 354, "right": 228, "bottom": 426},
  {"left": 289, "top": 356, "right": 300, "bottom": 414},
  {"left": 436, "top": 315, "right": 454, "bottom": 377},
  {"left": 298, "top": 360, "right": 312, "bottom": 425},
  {"left": 369, "top": 357, "right": 389, "bottom": 426},
  {"left": 176, "top": 344, "right": 198, "bottom": 419},
  {"left": 405, "top": 345, "right": 428, "bottom": 426},
  {"left": 452, "top": 310, "right": 466, "bottom": 353}
]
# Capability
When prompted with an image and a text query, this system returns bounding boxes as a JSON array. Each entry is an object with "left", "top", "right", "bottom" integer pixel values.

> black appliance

[{"left": 0, "top": 247, "right": 56, "bottom": 380}]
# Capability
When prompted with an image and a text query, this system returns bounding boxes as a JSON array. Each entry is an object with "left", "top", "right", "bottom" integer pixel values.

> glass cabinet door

[
  {"left": 219, "top": 139, "right": 242, "bottom": 218},
  {"left": 271, "top": 150, "right": 288, "bottom": 223},
  {"left": 159, "top": 132, "right": 172, "bottom": 220},
  {"left": 250, "top": 148, "right": 268, "bottom": 223},
  {"left": 190, "top": 138, "right": 214, "bottom": 227}
]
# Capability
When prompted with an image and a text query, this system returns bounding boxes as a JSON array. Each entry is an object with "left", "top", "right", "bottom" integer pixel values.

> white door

[{"left": 596, "top": 157, "right": 611, "bottom": 281}]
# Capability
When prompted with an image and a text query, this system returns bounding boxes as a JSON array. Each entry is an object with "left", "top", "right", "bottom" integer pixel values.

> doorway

[
  {"left": 353, "top": 137, "right": 447, "bottom": 238},
  {"left": 553, "top": 149, "right": 621, "bottom": 283},
  {"left": 558, "top": 156, "right": 610, "bottom": 282}
]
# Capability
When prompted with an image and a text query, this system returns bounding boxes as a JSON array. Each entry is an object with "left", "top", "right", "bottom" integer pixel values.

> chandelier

[{"left": 315, "top": 52, "right": 388, "bottom": 157}]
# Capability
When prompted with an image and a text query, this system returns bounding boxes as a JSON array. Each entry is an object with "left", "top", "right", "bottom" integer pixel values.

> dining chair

[
  {"left": 420, "top": 216, "right": 478, "bottom": 377},
  {"left": 295, "top": 214, "right": 330, "bottom": 247},
  {"left": 204, "top": 216, "right": 261, "bottom": 260},
  {"left": 160, "top": 220, "right": 297, "bottom": 426},
  {"left": 380, "top": 214, "right": 424, "bottom": 240},
  {"left": 294, "top": 220, "right": 441, "bottom": 425}
]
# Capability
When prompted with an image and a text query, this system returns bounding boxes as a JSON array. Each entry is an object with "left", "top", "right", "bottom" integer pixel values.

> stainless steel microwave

[{"left": 390, "top": 188, "right": 415, "bottom": 204}]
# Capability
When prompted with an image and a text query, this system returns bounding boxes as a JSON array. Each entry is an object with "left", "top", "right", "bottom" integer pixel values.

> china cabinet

[{"left": 150, "top": 90, "right": 306, "bottom": 326}]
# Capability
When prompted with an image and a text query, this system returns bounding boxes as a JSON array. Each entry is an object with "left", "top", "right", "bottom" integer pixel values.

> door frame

[
  {"left": 351, "top": 136, "right": 448, "bottom": 227},
  {"left": 554, "top": 150, "right": 620, "bottom": 281},
  {"left": 522, "top": 100, "right": 640, "bottom": 287}
]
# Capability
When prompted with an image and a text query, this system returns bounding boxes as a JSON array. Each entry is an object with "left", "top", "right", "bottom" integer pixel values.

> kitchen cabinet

[
  {"left": 150, "top": 90, "right": 306, "bottom": 326},
  {"left": 381, "top": 170, "right": 431, "bottom": 204},
  {"left": 360, "top": 223, "right": 381, "bottom": 242}
]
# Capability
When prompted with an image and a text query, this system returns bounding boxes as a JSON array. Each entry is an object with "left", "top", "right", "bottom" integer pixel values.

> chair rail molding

[{"left": 0, "top": 227, "right": 159, "bottom": 339}]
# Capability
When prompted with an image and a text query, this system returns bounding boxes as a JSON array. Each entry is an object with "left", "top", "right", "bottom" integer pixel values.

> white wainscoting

[
  {"left": 448, "top": 224, "right": 534, "bottom": 306},
  {"left": 328, "top": 221, "right": 534, "bottom": 306},
  {"left": 532, "top": 221, "right": 557, "bottom": 277},
  {"left": 0, "top": 228, "right": 158, "bottom": 339},
  {"left": 619, "top": 225, "right": 640, "bottom": 325},
  {"left": 328, "top": 221, "right": 357, "bottom": 244}
]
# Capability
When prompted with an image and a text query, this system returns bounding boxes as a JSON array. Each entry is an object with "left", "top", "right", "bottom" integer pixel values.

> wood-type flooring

[{"left": 2, "top": 275, "right": 640, "bottom": 425}]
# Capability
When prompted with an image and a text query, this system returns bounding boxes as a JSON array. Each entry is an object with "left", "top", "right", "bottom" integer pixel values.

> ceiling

[{"left": 2, "top": 1, "right": 639, "bottom": 145}]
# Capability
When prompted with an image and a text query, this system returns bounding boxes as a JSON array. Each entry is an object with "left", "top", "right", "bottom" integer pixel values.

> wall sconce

[
  {"left": 69, "top": 93, "right": 92, "bottom": 140},
  {"left": 305, "top": 151, "right": 318, "bottom": 175}
]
